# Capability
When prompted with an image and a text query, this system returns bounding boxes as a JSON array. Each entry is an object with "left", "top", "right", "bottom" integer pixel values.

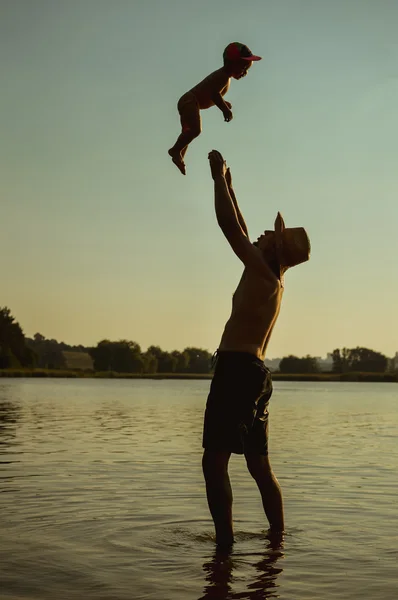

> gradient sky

[{"left": 1, "top": 0, "right": 398, "bottom": 358}]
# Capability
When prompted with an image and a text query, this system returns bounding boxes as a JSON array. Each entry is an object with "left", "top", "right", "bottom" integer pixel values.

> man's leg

[
  {"left": 244, "top": 453, "right": 284, "bottom": 532},
  {"left": 202, "top": 450, "right": 234, "bottom": 547}
]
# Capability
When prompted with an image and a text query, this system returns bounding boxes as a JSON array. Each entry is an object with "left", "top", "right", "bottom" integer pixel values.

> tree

[
  {"left": 146, "top": 345, "right": 178, "bottom": 373},
  {"left": 331, "top": 348, "right": 350, "bottom": 373},
  {"left": 0, "top": 307, "right": 34, "bottom": 368},
  {"left": 183, "top": 347, "right": 212, "bottom": 373},
  {"left": 158, "top": 352, "right": 178, "bottom": 373},
  {"left": 279, "top": 354, "right": 320, "bottom": 374},
  {"left": 89, "top": 340, "right": 143, "bottom": 373},
  {"left": 331, "top": 347, "right": 388, "bottom": 373},
  {"left": 348, "top": 347, "right": 388, "bottom": 373},
  {"left": 26, "top": 333, "right": 66, "bottom": 369},
  {"left": 172, "top": 350, "right": 190, "bottom": 373},
  {"left": 89, "top": 340, "right": 113, "bottom": 371},
  {"left": 302, "top": 355, "right": 320, "bottom": 373},
  {"left": 112, "top": 340, "right": 142, "bottom": 373},
  {"left": 141, "top": 351, "right": 158, "bottom": 373}
]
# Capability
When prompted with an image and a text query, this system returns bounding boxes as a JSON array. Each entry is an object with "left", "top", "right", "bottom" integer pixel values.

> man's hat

[
  {"left": 274, "top": 212, "right": 311, "bottom": 270},
  {"left": 223, "top": 42, "right": 262, "bottom": 62}
]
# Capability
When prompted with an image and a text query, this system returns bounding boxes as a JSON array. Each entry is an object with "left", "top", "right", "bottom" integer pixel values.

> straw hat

[{"left": 274, "top": 212, "right": 311, "bottom": 270}]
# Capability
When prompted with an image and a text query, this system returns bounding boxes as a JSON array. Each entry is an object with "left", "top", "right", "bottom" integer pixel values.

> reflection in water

[
  {"left": 0, "top": 392, "right": 21, "bottom": 443},
  {"left": 0, "top": 379, "right": 397, "bottom": 600},
  {"left": 0, "top": 389, "right": 21, "bottom": 495},
  {"left": 93, "top": 405, "right": 131, "bottom": 431},
  {"left": 199, "top": 534, "right": 284, "bottom": 599}
]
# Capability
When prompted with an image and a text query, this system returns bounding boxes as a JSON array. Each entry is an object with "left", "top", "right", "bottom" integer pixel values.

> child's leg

[
  {"left": 181, "top": 144, "right": 189, "bottom": 160},
  {"left": 169, "top": 94, "right": 201, "bottom": 174}
]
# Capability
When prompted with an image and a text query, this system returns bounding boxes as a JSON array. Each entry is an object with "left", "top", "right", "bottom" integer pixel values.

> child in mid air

[{"left": 168, "top": 42, "right": 262, "bottom": 175}]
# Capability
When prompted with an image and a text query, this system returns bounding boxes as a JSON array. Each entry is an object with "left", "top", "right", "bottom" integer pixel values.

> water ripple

[{"left": 0, "top": 379, "right": 397, "bottom": 599}]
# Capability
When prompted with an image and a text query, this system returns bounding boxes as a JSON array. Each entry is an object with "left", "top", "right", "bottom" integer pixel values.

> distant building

[
  {"left": 264, "top": 357, "right": 281, "bottom": 372},
  {"left": 316, "top": 353, "right": 334, "bottom": 372},
  {"left": 62, "top": 351, "right": 93, "bottom": 371},
  {"left": 386, "top": 352, "right": 398, "bottom": 372}
]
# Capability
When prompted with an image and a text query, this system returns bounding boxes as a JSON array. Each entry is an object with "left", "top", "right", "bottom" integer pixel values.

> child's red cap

[{"left": 223, "top": 42, "right": 262, "bottom": 62}]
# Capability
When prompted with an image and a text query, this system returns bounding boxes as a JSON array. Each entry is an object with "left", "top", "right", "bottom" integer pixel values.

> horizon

[
  {"left": 2, "top": 0, "right": 398, "bottom": 359},
  {"left": 19, "top": 324, "right": 397, "bottom": 361}
]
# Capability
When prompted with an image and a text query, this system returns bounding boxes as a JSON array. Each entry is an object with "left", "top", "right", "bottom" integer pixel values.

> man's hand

[
  {"left": 223, "top": 107, "right": 233, "bottom": 122},
  {"left": 225, "top": 167, "right": 233, "bottom": 189},
  {"left": 208, "top": 150, "right": 228, "bottom": 181}
]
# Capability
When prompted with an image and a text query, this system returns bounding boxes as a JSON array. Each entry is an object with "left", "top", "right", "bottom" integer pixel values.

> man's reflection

[{"left": 199, "top": 533, "right": 284, "bottom": 599}]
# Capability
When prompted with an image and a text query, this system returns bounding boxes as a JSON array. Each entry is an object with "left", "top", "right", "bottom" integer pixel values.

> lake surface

[{"left": 0, "top": 378, "right": 397, "bottom": 600}]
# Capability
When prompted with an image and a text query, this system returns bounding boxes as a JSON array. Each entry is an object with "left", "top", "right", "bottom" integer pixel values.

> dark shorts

[
  {"left": 202, "top": 351, "right": 273, "bottom": 455},
  {"left": 177, "top": 92, "right": 201, "bottom": 133}
]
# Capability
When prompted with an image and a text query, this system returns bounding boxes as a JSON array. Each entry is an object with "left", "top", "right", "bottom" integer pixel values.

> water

[{"left": 0, "top": 378, "right": 397, "bottom": 600}]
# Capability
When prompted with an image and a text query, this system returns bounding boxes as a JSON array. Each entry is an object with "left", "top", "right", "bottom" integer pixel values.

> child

[{"left": 168, "top": 42, "right": 261, "bottom": 175}]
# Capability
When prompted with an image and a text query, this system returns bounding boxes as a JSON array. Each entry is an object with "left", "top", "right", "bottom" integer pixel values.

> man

[{"left": 203, "top": 150, "right": 311, "bottom": 548}]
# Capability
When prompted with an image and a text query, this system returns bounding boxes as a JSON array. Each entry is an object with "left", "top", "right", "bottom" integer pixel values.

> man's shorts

[{"left": 202, "top": 351, "right": 273, "bottom": 455}]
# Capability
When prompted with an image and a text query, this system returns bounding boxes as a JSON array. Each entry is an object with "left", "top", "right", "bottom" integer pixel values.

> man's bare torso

[
  {"left": 218, "top": 268, "right": 283, "bottom": 360},
  {"left": 189, "top": 68, "right": 230, "bottom": 109}
]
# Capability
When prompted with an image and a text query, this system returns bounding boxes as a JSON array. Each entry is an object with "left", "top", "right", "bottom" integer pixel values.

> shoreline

[{"left": 0, "top": 369, "right": 397, "bottom": 382}]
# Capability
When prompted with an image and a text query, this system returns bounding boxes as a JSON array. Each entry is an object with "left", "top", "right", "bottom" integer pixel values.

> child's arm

[
  {"left": 209, "top": 70, "right": 233, "bottom": 121},
  {"left": 212, "top": 92, "right": 233, "bottom": 121}
]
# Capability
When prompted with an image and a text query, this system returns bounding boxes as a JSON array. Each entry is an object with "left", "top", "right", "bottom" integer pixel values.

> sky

[{"left": 1, "top": 0, "right": 398, "bottom": 358}]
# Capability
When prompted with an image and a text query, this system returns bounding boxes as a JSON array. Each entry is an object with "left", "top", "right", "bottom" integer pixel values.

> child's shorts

[
  {"left": 177, "top": 92, "right": 201, "bottom": 133},
  {"left": 202, "top": 351, "right": 273, "bottom": 455}
]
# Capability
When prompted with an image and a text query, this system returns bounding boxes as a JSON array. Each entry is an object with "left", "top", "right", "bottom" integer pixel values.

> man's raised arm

[
  {"left": 209, "top": 151, "right": 246, "bottom": 237},
  {"left": 225, "top": 167, "right": 249, "bottom": 237},
  {"left": 208, "top": 150, "right": 278, "bottom": 283}
]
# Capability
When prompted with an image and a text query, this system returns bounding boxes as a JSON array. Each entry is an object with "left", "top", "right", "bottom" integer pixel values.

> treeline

[
  {"left": 0, "top": 307, "right": 212, "bottom": 374},
  {"left": 279, "top": 355, "right": 320, "bottom": 373},
  {"left": 25, "top": 332, "right": 88, "bottom": 369},
  {"left": 89, "top": 341, "right": 211, "bottom": 374},
  {"left": 279, "top": 347, "right": 390, "bottom": 374},
  {"left": 0, "top": 306, "right": 395, "bottom": 375},
  {"left": 331, "top": 348, "right": 388, "bottom": 373}
]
